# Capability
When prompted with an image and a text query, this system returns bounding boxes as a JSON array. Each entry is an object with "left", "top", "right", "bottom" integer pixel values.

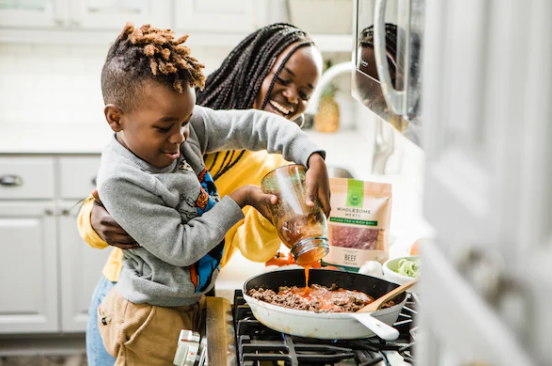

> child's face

[{"left": 112, "top": 80, "right": 195, "bottom": 168}]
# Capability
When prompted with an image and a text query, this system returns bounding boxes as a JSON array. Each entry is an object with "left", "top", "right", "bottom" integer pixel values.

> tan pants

[{"left": 98, "top": 286, "right": 205, "bottom": 366}]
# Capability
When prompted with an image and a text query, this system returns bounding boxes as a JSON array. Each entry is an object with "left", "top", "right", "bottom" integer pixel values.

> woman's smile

[{"left": 269, "top": 99, "right": 294, "bottom": 117}]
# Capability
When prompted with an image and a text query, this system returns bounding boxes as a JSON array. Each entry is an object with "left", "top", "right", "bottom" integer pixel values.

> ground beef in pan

[{"left": 248, "top": 284, "right": 395, "bottom": 313}]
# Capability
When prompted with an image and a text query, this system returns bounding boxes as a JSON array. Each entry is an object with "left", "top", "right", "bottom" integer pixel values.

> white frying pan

[{"left": 242, "top": 269, "right": 407, "bottom": 340}]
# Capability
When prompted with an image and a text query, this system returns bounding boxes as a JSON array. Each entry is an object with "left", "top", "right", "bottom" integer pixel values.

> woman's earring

[{"left": 297, "top": 114, "right": 305, "bottom": 129}]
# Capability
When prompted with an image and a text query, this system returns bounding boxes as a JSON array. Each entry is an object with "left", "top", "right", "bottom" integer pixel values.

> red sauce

[{"left": 303, "top": 265, "right": 310, "bottom": 296}]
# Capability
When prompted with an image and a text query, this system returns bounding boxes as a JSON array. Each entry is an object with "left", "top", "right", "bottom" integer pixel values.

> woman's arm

[
  {"left": 77, "top": 196, "right": 109, "bottom": 249},
  {"left": 77, "top": 192, "right": 139, "bottom": 250},
  {"left": 221, "top": 206, "right": 282, "bottom": 267}
]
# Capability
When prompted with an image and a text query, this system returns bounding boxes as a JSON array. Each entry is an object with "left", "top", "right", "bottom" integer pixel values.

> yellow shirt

[{"left": 77, "top": 149, "right": 288, "bottom": 282}]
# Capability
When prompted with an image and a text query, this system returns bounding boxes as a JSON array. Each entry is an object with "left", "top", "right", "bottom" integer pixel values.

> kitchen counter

[{"left": 0, "top": 123, "right": 369, "bottom": 157}]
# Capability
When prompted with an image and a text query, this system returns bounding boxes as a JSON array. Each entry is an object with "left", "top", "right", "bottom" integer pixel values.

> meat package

[{"left": 324, "top": 178, "right": 392, "bottom": 269}]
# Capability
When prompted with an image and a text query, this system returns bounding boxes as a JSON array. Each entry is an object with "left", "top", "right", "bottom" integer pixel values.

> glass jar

[{"left": 261, "top": 164, "right": 329, "bottom": 265}]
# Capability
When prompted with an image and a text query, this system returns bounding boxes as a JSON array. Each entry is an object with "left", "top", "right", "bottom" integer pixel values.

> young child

[{"left": 95, "top": 23, "right": 330, "bottom": 365}]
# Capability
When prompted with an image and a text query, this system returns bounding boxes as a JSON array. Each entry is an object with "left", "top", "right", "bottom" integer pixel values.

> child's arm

[
  {"left": 98, "top": 177, "right": 273, "bottom": 267},
  {"left": 191, "top": 107, "right": 331, "bottom": 215},
  {"left": 191, "top": 106, "right": 325, "bottom": 168}
]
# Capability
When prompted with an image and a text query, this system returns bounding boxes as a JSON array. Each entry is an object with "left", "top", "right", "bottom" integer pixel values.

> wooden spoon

[{"left": 357, "top": 277, "right": 419, "bottom": 313}]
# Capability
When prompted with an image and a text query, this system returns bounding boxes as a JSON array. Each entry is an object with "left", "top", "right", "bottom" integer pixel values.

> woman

[{"left": 78, "top": 23, "right": 323, "bottom": 365}]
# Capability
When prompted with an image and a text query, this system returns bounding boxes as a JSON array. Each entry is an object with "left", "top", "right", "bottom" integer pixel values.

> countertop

[{"left": 0, "top": 123, "right": 370, "bottom": 159}]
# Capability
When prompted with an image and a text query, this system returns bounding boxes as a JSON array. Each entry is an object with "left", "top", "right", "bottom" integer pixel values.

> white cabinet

[
  {"left": 0, "top": 157, "right": 55, "bottom": 199},
  {"left": 0, "top": 0, "right": 68, "bottom": 28},
  {"left": 0, "top": 154, "right": 109, "bottom": 334},
  {"left": 59, "top": 156, "right": 100, "bottom": 199},
  {"left": 58, "top": 156, "right": 110, "bottom": 333},
  {"left": 0, "top": 0, "right": 170, "bottom": 31},
  {"left": 70, "top": 0, "right": 171, "bottom": 30},
  {"left": 0, "top": 1, "right": 347, "bottom": 51},
  {"left": 59, "top": 200, "right": 110, "bottom": 333},
  {"left": 0, "top": 0, "right": 262, "bottom": 33},
  {"left": 174, "top": 0, "right": 257, "bottom": 33},
  {"left": 0, "top": 202, "right": 59, "bottom": 333}
]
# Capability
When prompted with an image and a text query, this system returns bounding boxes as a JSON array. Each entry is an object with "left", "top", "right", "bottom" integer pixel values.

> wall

[
  {"left": 0, "top": 43, "right": 355, "bottom": 128},
  {"left": 0, "top": 43, "right": 232, "bottom": 126}
]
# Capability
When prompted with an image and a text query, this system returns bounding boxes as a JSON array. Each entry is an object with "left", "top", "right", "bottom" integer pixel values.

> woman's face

[{"left": 253, "top": 43, "right": 323, "bottom": 121}]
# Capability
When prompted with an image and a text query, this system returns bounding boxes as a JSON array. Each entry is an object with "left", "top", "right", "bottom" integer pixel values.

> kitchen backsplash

[
  {"left": 0, "top": 43, "right": 353, "bottom": 127},
  {"left": 0, "top": 42, "right": 232, "bottom": 126}
]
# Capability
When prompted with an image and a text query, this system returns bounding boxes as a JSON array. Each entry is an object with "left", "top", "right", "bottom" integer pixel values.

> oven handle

[{"left": 374, "top": 0, "right": 406, "bottom": 115}]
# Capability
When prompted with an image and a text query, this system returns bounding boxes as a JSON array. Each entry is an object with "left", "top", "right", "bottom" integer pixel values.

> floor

[
  {"left": 0, "top": 335, "right": 87, "bottom": 366},
  {"left": 0, "top": 355, "right": 87, "bottom": 366}
]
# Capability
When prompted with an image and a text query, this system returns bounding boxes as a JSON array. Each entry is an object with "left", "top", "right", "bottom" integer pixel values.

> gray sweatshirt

[{"left": 96, "top": 106, "right": 324, "bottom": 306}]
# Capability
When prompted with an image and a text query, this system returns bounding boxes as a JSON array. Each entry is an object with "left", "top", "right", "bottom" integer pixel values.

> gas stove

[{"left": 229, "top": 290, "right": 418, "bottom": 366}]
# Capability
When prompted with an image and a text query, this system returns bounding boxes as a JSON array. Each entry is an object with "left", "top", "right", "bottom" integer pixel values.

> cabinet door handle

[
  {"left": 44, "top": 209, "right": 55, "bottom": 216},
  {"left": 92, "top": 177, "right": 97, "bottom": 186},
  {"left": 0, "top": 175, "right": 23, "bottom": 187}
]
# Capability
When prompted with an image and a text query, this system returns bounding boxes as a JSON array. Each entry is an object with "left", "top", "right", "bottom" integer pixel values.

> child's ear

[{"left": 104, "top": 104, "right": 124, "bottom": 132}]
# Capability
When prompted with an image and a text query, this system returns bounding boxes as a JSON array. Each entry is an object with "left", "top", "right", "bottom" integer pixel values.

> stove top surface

[{"left": 232, "top": 290, "right": 418, "bottom": 366}]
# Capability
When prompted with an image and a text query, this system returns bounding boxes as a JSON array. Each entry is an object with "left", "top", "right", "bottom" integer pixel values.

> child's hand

[
  {"left": 305, "top": 153, "right": 331, "bottom": 217},
  {"left": 229, "top": 185, "right": 277, "bottom": 222}
]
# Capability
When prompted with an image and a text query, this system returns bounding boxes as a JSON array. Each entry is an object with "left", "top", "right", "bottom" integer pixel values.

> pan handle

[{"left": 349, "top": 313, "right": 399, "bottom": 341}]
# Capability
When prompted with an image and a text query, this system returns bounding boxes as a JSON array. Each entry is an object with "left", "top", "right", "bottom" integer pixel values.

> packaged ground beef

[{"left": 324, "top": 178, "right": 392, "bottom": 269}]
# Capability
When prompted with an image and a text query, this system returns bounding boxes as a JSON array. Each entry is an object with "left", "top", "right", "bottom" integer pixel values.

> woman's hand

[
  {"left": 305, "top": 153, "right": 331, "bottom": 217},
  {"left": 91, "top": 189, "right": 139, "bottom": 249},
  {"left": 229, "top": 185, "right": 277, "bottom": 222}
]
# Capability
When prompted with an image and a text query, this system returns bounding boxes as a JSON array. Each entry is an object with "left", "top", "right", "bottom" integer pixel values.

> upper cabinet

[
  {"left": 0, "top": 0, "right": 68, "bottom": 28},
  {"left": 174, "top": 0, "right": 257, "bottom": 33},
  {"left": 70, "top": 0, "right": 171, "bottom": 30},
  {"left": 0, "top": 0, "right": 170, "bottom": 30},
  {"left": 0, "top": 1, "right": 351, "bottom": 52},
  {"left": 0, "top": 0, "right": 260, "bottom": 32}
]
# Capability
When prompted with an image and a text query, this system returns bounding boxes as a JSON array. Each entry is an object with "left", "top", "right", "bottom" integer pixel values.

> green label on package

[
  {"left": 329, "top": 217, "right": 378, "bottom": 226},
  {"left": 346, "top": 179, "right": 364, "bottom": 208}
]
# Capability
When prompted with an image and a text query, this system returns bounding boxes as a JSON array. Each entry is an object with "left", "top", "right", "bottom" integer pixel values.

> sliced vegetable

[{"left": 395, "top": 258, "right": 421, "bottom": 278}]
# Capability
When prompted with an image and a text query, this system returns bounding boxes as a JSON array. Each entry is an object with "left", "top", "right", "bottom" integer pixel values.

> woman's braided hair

[
  {"left": 101, "top": 22, "right": 206, "bottom": 112},
  {"left": 196, "top": 23, "right": 313, "bottom": 110},
  {"left": 196, "top": 23, "right": 315, "bottom": 180}
]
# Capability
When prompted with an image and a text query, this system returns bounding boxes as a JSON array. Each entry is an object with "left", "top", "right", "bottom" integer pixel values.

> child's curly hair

[{"left": 101, "top": 22, "right": 205, "bottom": 112}]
